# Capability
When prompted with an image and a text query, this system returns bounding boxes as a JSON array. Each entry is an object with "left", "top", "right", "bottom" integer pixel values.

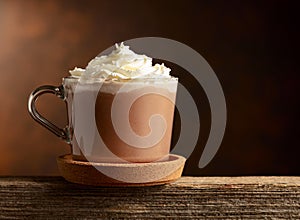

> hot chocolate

[
  {"left": 68, "top": 43, "right": 178, "bottom": 163},
  {"left": 69, "top": 79, "right": 177, "bottom": 163}
]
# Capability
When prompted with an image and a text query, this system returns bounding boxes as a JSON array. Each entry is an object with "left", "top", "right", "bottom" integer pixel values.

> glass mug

[{"left": 28, "top": 77, "right": 178, "bottom": 163}]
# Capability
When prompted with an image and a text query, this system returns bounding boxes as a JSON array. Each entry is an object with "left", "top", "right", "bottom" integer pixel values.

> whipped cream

[{"left": 69, "top": 43, "right": 172, "bottom": 80}]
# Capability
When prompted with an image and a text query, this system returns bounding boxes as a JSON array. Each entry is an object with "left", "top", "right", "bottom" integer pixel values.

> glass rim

[{"left": 63, "top": 76, "right": 178, "bottom": 83}]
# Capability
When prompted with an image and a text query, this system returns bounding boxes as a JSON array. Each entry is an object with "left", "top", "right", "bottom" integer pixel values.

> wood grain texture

[{"left": 0, "top": 176, "right": 299, "bottom": 219}]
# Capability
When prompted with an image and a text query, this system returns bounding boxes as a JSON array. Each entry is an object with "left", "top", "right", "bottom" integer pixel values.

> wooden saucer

[{"left": 57, "top": 154, "right": 186, "bottom": 187}]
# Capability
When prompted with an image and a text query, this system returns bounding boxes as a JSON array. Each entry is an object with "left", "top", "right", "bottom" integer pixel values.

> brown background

[{"left": 0, "top": 0, "right": 299, "bottom": 175}]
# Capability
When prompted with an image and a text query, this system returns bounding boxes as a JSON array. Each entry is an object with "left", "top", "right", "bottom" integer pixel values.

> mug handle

[{"left": 28, "top": 85, "right": 69, "bottom": 143}]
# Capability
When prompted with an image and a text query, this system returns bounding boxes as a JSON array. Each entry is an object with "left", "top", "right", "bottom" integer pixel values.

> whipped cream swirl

[{"left": 69, "top": 43, "right": 172, "bottom": 80}]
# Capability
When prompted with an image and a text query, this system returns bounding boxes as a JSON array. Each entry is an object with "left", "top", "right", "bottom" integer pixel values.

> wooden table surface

[{"left": 0, "top": 176, "right": 299, "bottom": 219}]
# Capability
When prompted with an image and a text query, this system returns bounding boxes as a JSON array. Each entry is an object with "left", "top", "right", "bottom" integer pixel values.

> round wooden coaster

[{"left": 57, "top": 154, "right": 186, "bottom": 187}]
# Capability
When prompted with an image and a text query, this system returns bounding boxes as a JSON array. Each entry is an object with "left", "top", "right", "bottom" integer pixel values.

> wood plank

[{"left": 0, "top": 176, "right": 299, "bottom": 219}]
